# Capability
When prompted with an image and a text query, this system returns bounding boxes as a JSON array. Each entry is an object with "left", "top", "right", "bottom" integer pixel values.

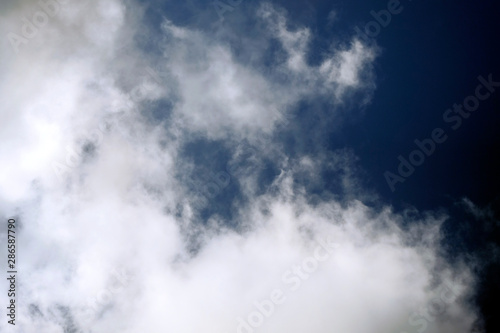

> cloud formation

[{"left": 0, "top": 0, "right": 480, "bottom": 332}]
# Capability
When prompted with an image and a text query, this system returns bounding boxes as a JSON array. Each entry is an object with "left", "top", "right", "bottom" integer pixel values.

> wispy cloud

[{"left": 0, "top": 1, "right": 481, "bottom": 332}]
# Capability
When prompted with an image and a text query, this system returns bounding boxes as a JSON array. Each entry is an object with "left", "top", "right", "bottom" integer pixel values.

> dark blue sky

[
  {"left": 137, "top": 1, "right": 500, "bottom": 330},
  {"left": 151, "top": 0, "right": 500, "bottom": 212},
  {"left": 279, "top": 3, "right": 500, "bottom": 331},
  {"left": 2, "top": 0, "right": 499, "bottom": 331}
]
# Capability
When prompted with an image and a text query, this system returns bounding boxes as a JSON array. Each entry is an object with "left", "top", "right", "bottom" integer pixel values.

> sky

[{"left": 0, "top": 0, "right": 499, "bottom": 332}]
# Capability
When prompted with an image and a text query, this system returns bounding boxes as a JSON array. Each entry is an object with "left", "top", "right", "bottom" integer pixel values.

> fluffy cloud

[{"left": 0, "top": 0, "right": 479, "bottom": 332}]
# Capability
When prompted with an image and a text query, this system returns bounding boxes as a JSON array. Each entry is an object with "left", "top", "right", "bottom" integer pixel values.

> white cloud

[{"left": 0, "top": 1, "right": 479, "bottom": 332}]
